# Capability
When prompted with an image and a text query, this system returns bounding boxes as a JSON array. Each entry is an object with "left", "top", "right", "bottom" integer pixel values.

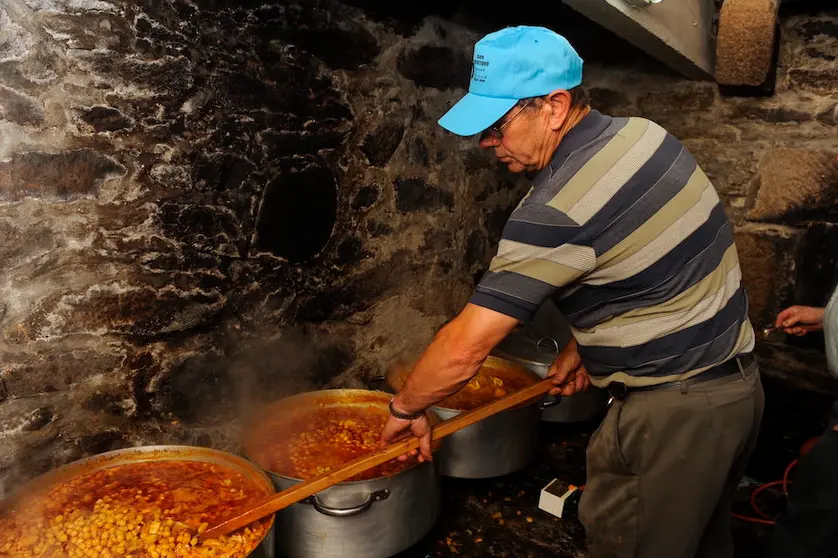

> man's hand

[
  {"left": 776, "top": 305, "right": 826, "bottom": 336},
  {"left": 546, "top": 338, "right": 590, "bottom": 396},
  {"left": 381, "top": 411, "right": 433, "bottom": 462}
]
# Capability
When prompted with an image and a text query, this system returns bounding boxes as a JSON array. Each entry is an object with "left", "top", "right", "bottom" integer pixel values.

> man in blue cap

[{"left": 382, "top": 26, "right": 763, "bottom": 558}]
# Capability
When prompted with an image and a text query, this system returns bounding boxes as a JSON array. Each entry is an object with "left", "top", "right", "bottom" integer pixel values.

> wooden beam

[{"left": 562, "top": 0, "right": 716, "bottom": 80}]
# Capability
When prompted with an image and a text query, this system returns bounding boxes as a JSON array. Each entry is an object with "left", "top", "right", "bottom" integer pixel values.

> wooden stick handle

[{"left": 201, "top": 377, "right": 555, "bottom": 540}]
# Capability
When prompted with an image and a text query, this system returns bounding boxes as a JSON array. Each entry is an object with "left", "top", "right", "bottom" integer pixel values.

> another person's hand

[
  {"left": 381, "top": 410, "right": 433, "bottom": 463},
  {"left": 775, "top": 305, "right": 825, "bottom": 336},
  {"left": 546, "top": 338, "right": 590, "bottom": 397}
]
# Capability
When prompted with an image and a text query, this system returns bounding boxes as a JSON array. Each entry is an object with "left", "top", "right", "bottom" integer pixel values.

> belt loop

[
  {"left": 679, "top": 381, "right": 688, "bottom": 394},
  {"left": 736, "top": 357, "right": 746, "bottom": 380}
]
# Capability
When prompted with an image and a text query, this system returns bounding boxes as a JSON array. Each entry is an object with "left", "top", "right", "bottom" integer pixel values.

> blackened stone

[
  {"left": 816, "top": 103, "right": 838, "bottom": 125},
  {"left": 361, "top": 121, "right": 405, "bottom": 166},
  {"left": 423, "top": 228, "right": 452, "bottom": 252},
  {"left": 296, "top": 251, "right": 411, "bottom": 321},
  {"left": 397, "top": 45, "right": 470, "bottom": 90},
  {"left": 195, "top": 153, "right": 255, "bottom": 194},
  {"left": 260, "top": 127, "right": 347, "bottom": 158},
  {"left": 352, "top": 185, "right": 379, "bottom": 211},
  {"left": 486, "top": 205, "right": 514, "bottom": 245},
  {"left": 788, "top": 68, "right": 838, "bottom": 93},
  {"left": 158, "top": 203, "right": 243, "bottom": 249},
  {"left": 335, "top": 237, "right": 364, "bottom": 265},
  {"left": 0, "top": 85, "right": 44, "bottom": 126},
  {"left": 153, "top": 354, "right": 234, "bottom": 423},
  {"left": 589, "top": 87, "right": 634, "bottom": 116},
  {"left": 0, "top": 149, "right": 124, "bottom": 201},
  {"left": 21, "top": 407, "right": 55, "bottom": 432},
  {"left": 735, "top": 225, "right": 804, "bottom": 328},
  {"left": 394, "top": 178, "right": 453, "bottom": 212},
  {"left": 795, "top": 19, "right": 838, "bottom": 39},
  {"left": 408, "top": 137, "right": 429, "bottom": 166},
  {"left": 254, "top": 166, "right": 337, "bottom": 262},
  {"left": 465, "top": 230, "right": 487, "bottom": 267},
  {"left": 804, "top": 47, "right": 837, "bottom": 61},
  {"left": 339, "top": 0, "right": 453, "bottom": 35},
  {"left": 471, "top": 269, "right": 486, "bottom": 286},
  {"left": 21, "top": 282, "right": 226, "bottom": 340},
  {"left": 728, "top": 104, "right": 813, "bottom": 123},
  {"left": 281, "top": 27, "right": 379, "bottom": 70},
  {"left": 367, "top": 221, "right": 392, "bottom": 237},
  {"left": 78, "top": 431, "right": 127, "bottom": 455},
  {"left": 82, "top": 393, "right": 126, "bottom": 416},
  {"left": 78, "top": 106, "right": 133, "bottom": 132},
  {"left": 307, "top": 343, "right": 354, "bottom": 387},
  {"left": 791, "top": 223, "right": 838, "bottom": 310},
  {"left": 464, "top": 149, "right": 490, "bottom": 173},
  {"left": 638, "top": 84, "right": 716, "bottom": 119},
  {"left": 89, "top": 52, "right": 193, "bottom": 93}
]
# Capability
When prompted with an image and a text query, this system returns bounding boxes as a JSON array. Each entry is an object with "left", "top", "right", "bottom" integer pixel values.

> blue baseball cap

[{"left": 438, "top": 26, "right": 584, "bottom": 136}]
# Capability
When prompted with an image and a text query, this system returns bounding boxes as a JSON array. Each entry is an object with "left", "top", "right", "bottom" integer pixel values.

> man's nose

[{"left": 479, "top": 133, "right": 500, "bottom": 149}]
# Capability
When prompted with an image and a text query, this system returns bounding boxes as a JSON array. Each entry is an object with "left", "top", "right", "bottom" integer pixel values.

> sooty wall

[{"left": 1, "top": 0, "right": 837, "bottom": 495}]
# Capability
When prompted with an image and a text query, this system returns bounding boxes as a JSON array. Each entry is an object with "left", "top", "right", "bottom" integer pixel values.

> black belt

[{"left": 607, "top": 353, "right": 755, "bottom": 401}]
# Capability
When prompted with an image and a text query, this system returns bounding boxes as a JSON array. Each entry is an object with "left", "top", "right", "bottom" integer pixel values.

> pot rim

[
  {"left": 242, "top": 389, "right": 441, "bottom": 486},
  {"left": 0, "top": 444, "right": 277, "bottom": 550}
]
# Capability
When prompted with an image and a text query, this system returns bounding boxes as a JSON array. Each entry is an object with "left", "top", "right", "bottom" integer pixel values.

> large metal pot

[
  {"left": 0, "top": 445, "right": 277, "bottom": 557},
  {"left": 382, "top": 355, "right": 553, "bottom": 479},
  {"left": 492, "top": 328, "right": 608, "bottom": 423},
  {"left": 242, "top": 389, "right": 440, "bottom": 558}
]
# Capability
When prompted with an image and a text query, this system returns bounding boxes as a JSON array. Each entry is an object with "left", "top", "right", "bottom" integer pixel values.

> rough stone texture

[
  {"left": 0, "top": 1, "right": 529, "bottom": 496},
  {"left": 734, "top": 224, "right": 804, "bottom": 329},
  {"left": 746, "top": 148, "right": 838, "bottom": 222},
  {"left": 1, "top": 0, "right": 837, "bottom": 501}
]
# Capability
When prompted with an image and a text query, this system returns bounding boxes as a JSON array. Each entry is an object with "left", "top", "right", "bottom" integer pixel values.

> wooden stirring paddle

[{"left": 200, "top": 377, "right": 555, "bottom": 540}]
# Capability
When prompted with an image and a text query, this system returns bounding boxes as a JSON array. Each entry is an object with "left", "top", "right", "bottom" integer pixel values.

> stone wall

[
  {"left": 0, "top": 0, "right": 531, "bottom": 496},
  {"left": 0, "top": 0, "right": 836, "bottom": 495}
]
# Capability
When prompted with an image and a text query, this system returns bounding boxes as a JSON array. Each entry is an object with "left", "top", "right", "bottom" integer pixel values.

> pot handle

[
  {"left": 305, "top": 489, "right": 391, "bottom": 518},
  {"left": 536, "top": 336, "right": 561, "bottom": 355},
  {"left": 534, "top": 336, "right": 562, "bottom": 410},
  {"left": 540, "top": 394, "right": 561, "bottom": 410}
]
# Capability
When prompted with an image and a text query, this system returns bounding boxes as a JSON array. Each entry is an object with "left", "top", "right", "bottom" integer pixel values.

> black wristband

[{"left": 388, "top": 398, "right": 424, "bottom": 420}]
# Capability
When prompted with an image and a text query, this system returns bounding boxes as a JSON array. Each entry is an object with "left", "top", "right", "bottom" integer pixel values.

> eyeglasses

[{"left": 484, "top": 99, "right": 534, "bottom": 139}]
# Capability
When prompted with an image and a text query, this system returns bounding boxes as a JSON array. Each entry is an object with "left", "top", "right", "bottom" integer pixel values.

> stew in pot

[
  {"left": 247, "top": 403, "right": 414, "bottom": 482},
  {"left": 0, "top": 460, "right": 270, "bottom": 558}
]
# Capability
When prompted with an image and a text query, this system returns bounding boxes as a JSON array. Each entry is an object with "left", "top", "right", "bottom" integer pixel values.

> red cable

[
  {"left": 732, "top": 512, "right": 776, "bottom": 525},
  {"left": 734, "top": 458, "right": 798, "bottom": 525},
  {"left": 782, "top": 459, "right": 798, "bottom": 495}
]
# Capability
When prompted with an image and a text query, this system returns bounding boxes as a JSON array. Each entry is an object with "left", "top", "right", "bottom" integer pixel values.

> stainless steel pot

[
  {"left": 242, "top": 389, "right": 440, "bottom": 558},
  {"left": 381, "top": 355, "right": 555, "bottom": 479},
  {"left": 0, "top": 445, "right": 277, "bottom": 557},
  {"left": 492, "top": 329, "right": 608, "bottom": 423}
]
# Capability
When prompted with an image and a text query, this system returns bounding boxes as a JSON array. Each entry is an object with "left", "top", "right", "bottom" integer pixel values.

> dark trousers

[
  {"left": 769, "top": 401, "right": 838, "bottom": 558},
  {"left": 579, "top": 361, "right": 764, "bottom": 558}
]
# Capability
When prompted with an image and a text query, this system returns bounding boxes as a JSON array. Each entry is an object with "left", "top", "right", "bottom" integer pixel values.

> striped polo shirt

[{"left": 472, "top": 110, "right": 755, "bottom": 388}]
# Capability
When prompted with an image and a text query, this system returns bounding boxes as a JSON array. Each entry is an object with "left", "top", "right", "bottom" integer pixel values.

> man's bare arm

[{"left": 391, "top": 303, "right": 520, "bottom": 415}]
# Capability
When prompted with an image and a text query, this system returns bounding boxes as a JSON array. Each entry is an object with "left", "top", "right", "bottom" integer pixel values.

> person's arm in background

[
  {"left": 775, "top": 305, "right": 825, "bottom": 335},
  {"left": 775, "top": 303, "right": 838, "bottom": 432}
]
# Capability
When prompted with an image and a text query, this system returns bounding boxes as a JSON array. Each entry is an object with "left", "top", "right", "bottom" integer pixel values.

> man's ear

[{"left": 546, "top": 89, "right": 572, "bottom": 131}]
